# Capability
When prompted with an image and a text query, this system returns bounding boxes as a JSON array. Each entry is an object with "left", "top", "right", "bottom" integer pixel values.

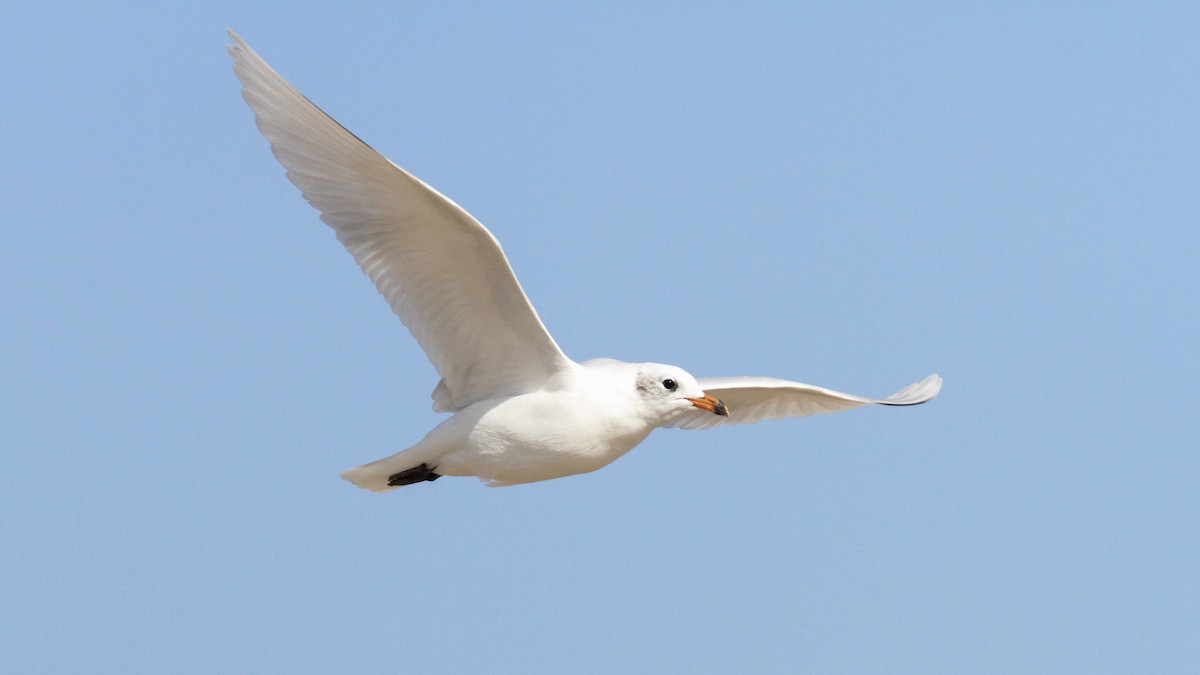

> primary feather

[{"left": 228, "top": 31, "right": 574, "bottom": 411}]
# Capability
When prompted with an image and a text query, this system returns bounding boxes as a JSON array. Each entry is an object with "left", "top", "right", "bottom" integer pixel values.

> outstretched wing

[
  {"left": 228, "top": 31, "right": 575, "bottom": 411},
  {"left": 665, "top": 373, "right": 942, "bottom": 430}
]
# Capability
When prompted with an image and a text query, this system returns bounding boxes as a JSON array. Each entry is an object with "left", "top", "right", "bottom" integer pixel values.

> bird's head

[{"left": 633, "top": 362, "right": 728, "bottom": 421}]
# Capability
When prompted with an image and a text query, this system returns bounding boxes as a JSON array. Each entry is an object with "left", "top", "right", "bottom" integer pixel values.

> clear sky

[{"left": 4, "top": 2, "right": 1197, "bottom": 673}]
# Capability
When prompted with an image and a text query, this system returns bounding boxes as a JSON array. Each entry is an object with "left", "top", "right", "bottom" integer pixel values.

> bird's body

[
  {"left": 347, "top": 359, "right": 666, "bottom": 488},
  {"left": 227, "top": 31, "right": 942, "bottom": 492}
]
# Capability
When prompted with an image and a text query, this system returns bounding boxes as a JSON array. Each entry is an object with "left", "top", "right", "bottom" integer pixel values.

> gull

[{"left": 227, "top": 31, "right": 942, "bottom": 491}]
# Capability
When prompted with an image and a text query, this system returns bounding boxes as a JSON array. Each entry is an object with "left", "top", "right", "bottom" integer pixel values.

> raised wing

[
  {"left": 665, "top": 373, "right": 942, "bottom": 430},
  {"left": 228, "top": 31, "right": 575, "bottom": 410}
]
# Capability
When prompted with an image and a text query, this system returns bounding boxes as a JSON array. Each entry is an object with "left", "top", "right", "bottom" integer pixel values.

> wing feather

[
  {"left": 666, "top": 374, "right": 942, "bottom": 430},
  {"left": 228, "top": 31, "right": 575, "bottom": 410}
]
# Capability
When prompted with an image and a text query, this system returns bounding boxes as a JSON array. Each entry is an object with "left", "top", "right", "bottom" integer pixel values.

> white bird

[{"left": 227, "top": 31, "right": 942, "bottom": 491}]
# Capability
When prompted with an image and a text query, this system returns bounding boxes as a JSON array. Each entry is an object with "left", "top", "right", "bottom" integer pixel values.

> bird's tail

[
  {"left": 340, "top": 447, "right": 444, "bottom": 492},
  {"left": 339, "top": 462, "right": 404, "bottom": 493}
]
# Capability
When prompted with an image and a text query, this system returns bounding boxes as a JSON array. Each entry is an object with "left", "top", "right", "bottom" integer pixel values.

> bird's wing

[
  {"left": 228, "top": 31, "right": 575, "bottom": 411},
  {"left": 665, "top": 373, "right": 942, "bottom": 430}
]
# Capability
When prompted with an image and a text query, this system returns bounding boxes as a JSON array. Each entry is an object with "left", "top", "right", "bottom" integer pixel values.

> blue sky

[{"left": 4, "top": 2, "right": 1197, "bottom": 672}]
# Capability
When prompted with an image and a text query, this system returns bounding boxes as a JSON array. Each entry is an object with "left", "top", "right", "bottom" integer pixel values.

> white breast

[{"left": 435, "top": 377, "right": 653, "bottom": 486}]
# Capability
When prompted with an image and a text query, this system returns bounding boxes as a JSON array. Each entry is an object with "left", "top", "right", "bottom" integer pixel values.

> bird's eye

[{"left": 662, "top": 378, "right": 677, "bottom": 391}]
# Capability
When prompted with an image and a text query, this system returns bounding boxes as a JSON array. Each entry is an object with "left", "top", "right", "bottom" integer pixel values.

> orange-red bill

[{"left": 687, "top": 394, "right": 729, "bottom": 417}]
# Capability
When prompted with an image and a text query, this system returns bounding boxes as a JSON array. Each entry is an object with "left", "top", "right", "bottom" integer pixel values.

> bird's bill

[{"left": 687, "top": 395, "right": 729, "bottom": 417}]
